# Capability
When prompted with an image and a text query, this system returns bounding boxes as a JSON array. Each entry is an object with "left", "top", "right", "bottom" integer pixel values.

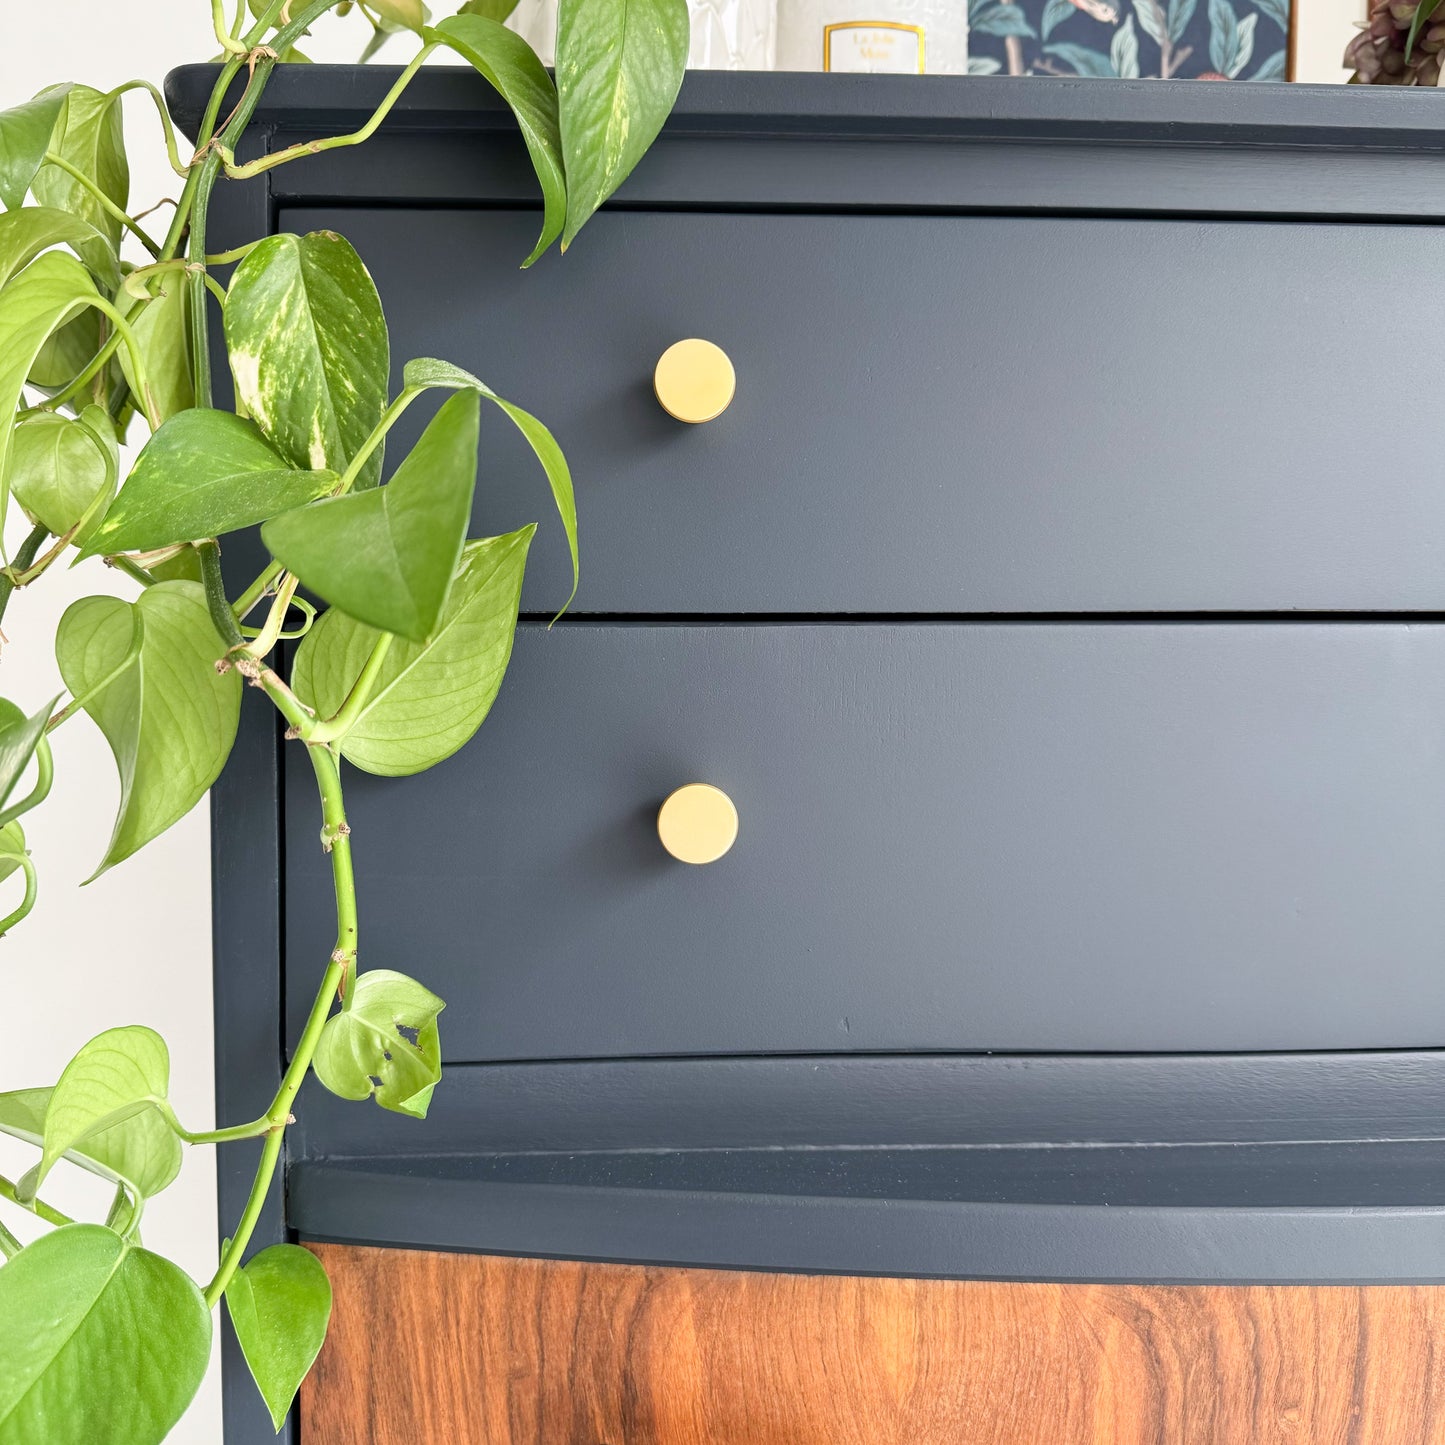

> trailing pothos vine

[{"left": 0, "top": 0, "right": 688, "bottom": 1439}]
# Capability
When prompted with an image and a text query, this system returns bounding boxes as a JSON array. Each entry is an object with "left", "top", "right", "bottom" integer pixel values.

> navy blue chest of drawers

[{"left": 166, "top": 66, "right": 1445, "bottom": 1443}]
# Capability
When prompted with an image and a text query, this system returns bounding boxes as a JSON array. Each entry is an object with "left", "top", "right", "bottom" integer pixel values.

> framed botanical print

[{"left": 967, "top": 0, "right": 1295, "bottom": 81}]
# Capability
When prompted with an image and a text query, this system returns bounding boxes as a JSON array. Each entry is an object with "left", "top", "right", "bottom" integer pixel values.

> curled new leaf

[
  {"left": 225, "top": 1244, "right": 332, "bottom": 1431},
  {"left": 55, "top": 582, "right": 241, "bottom": 876},
  {"left": 293, "top": 528, "right": 533, "bottom": 775},
  {"left": 556, "top": 0, "right": 688, "bottom": 246},
  {"left": 82, "top": 409, "right": 336, "bottom": 558},
  {"left": 262, "top": 389, "right": 481, "bottom": 642},
  {"left": 0, "top": 821, "right": 36, "bottom": 938},
  {"left": 224, "top": 231, "right": 389, "bottom": 488},
  {"left": 0, "top": 1226, "right": 211, "bottom": 1445},
  {"left": 429, "top": 16, "right": 565, "bottom": 265},
  {"left": 314, "top": 969, "right": 445, "bottom": 1118}
]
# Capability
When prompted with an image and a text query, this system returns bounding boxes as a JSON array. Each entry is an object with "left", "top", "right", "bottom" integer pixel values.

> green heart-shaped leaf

[
  {"left": 119, "top": 272, "right": 192, "bottom": 426},
  {"left": 459, "top": 0, "right": 521, "bottom": 18},
  {"left": 225, "top": 1244, "right": 332, "bottom": 1431},
  {"left": 556, "top": 0, "right": 688, "bottom": 246},
  {"left": 10, "top": 408, "right": 116, "bottom": 547},
  {"left": 0, "top": 89, "right": 70, "bottom": 212},
  {"left": 294, "top": 528, "right": 532, "bottom": 775},
  {"left": 314, "top": 969, "right": 446, "bottom": 1118},
  {"left": 262, "top": 388, "right": 480, "bottom": 642},
  {"left": 224, "top": 231, "right": 389, "bottom": 488},
  {"left": 402, "top": 357, "right": 577, "bottom": 608},
  {"left": 430, "top": 16, "right": 564, "bottom": 266},
  {"left": 20, "top": 1026, "right": 179, "bottom": 1202},
  {"left": 0, "top": 205, "right": 116, "bottom": 292},
  {"left": 0, "top": 1081, "right": 181, "bottom": 1204},
  {"left": 372, "top": 0, "right": 428, "bottom": 26},
  {"left": 26, "top": 304, "right": 101, "bottom": 391},
  {"left": 83, "top": 410, "right": 336, "bottom": 558},
  {"left": 31, "top": 86, "right": 129, "bottom": 258},
  {"left": 0, "top": 1225, "right": 210, "bottom": 1445},
  {"left": 0, "top": 251, "right": 99, "bottom": 514},
  {"left": 55, "top": 581, "right": 241, "bottom": 876}
]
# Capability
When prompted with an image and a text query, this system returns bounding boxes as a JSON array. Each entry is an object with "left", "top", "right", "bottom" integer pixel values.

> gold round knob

[
  {"left": 657, "top": 783, "right": 739, "bottom": 865},
  {"left": 653, "top": 339, "right": 735, "bottom": 424}
]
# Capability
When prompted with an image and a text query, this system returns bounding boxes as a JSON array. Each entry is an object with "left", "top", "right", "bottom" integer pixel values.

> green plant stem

[
  {"left": 197, "top": 540, "right": 240, "bottom": 647},
  {"left": 198, "top": 541, "right": 314, "bottom": 731},
  {"left": 89, "top": 297, "right": 159, "bottom": 428},
  {"left": 0, "top": 738, "right": 53, "bottom": 830},
  {"left": 187, "top": 0, "right": 349, "bottom": 407},
  {"left": 0, "top": 851, "right": 39, "bottom": 937},
  {"left": 136, "top": 0, "right": 366, "bottom": 1319},
  {"left": 14, "top": 533, "right": 75, "bottom": 587},
  {"left": 29, "top": 328, "right": 126, "bottom": 418},
  {"left": 205, "top": 240, "right": 262, "bottom": 266},
  {"left": 242, "top": 572, "right": 300, "bottom": 660},
  {"left": 0, "top": 525, "right": 50, "bottom": 627},
  {"left": 0, "top": 1216, "right": 20, "bottom": 1258},
  {"left": 227, "top": 380, "right": 424, "bottom": 616},
  {"left": 153, "top": 1100, "right": 274, "bottom": 1146},
  {"left": 310, "top": 632, "right": 393, "bottom": 742},
  {"left": 204, "top": 1130, "right": 280, "bottom": 1307},
  {"left": 231, "top": 560, "right": 284, "bottom": 623},
  {"left": 339, "top": 385, "right": 422, "bottom": 494},
  {"left": 109, "top": 80, "right": 191, "bottom": 178},
  {"left": 42, "top": 152, "right": 161, "bottom": 258},
  {"left": 46, "top": 614, "right": 142, "bottom": 734},
  {"left": 220, "top": 42, "right": 439, "bottom": 180},
  {"left": 205, "top": 746, "right": 355, "bottom": 1307},
  {"left": 109, "top": 556, "right": 158, "bottom": 589},
  {"left": 0, "top": 1173, "right": 72, "bottom": 1228},
  {"left": 212, "top": 0, "right": 250, "bottom": 54}
]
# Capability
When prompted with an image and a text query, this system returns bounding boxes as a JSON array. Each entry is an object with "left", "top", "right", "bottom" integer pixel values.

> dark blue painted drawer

[
  {"left": 285, "top": 620, "right": 1445, "bottom": 1059},
  {"left": 284, "top": 204, "right": 1445, "bottom": 616}
]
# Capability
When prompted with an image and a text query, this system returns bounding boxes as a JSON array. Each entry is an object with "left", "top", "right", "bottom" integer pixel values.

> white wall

[
  {"left": 1, "top": 0, "right": 1365, "bottom": 1439},
  {"left": 1296, "top": 0, "right": 1361, "bottom": 82}
]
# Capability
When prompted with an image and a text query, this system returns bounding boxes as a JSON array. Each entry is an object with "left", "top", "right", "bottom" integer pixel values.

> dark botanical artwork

[{"left": 967, "top": 0, "right": 1291, "bottom": 80}]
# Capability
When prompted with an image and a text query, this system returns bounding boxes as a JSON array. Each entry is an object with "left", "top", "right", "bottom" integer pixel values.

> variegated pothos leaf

[{"left": 223, "top": 231, "right": 390, "bottom": 489}]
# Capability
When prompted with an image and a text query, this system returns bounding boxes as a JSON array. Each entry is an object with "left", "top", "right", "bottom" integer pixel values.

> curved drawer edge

[{"left": 289, "top": 1154, "right": 1445, "bottom": 1285}]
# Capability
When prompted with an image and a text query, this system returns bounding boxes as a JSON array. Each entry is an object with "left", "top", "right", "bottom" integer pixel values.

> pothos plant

[{"left": 0, "top": 0, "right": 689, "bottom": 1439}]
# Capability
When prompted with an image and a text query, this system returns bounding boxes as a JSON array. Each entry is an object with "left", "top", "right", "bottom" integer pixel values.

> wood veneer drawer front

[
  {"left": 303, "top": 1245, "right": 1445, "bottom": 1445},
  {"left": 284, "top": 621, "right": 1445, "bottom": 1059},
  {"left": 289, "top": 204, "right": 1445, "bottom": 615}
]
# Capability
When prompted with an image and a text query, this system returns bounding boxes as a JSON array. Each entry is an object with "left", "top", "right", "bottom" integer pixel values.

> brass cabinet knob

[
  {"left": 653, "top": 339, "right": 735, "bottom": 423},
  {"left": 657, "top": 783, "right": 739, "bottom": 865}
]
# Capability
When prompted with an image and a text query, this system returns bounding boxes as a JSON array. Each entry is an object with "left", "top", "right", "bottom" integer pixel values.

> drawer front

[
  {"left": 303, "top": 1246, "right": 1445, "bottom": 1445},
  {"left": 285, "top": 622, "right": 1445, "bottom": 1059},
  {"left": 288, "top": 205, "right": 1445, "bottom": 615}
]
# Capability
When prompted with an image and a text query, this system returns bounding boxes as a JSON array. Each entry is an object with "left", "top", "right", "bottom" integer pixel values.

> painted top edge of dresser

[{"left": 164, "top": 63, "right": 1445, "bottom": 151}]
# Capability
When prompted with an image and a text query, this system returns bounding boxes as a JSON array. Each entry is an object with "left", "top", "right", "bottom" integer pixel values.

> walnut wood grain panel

[{"left": 302, "top": 1244, "right": 1445, "bottom": 1444}]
